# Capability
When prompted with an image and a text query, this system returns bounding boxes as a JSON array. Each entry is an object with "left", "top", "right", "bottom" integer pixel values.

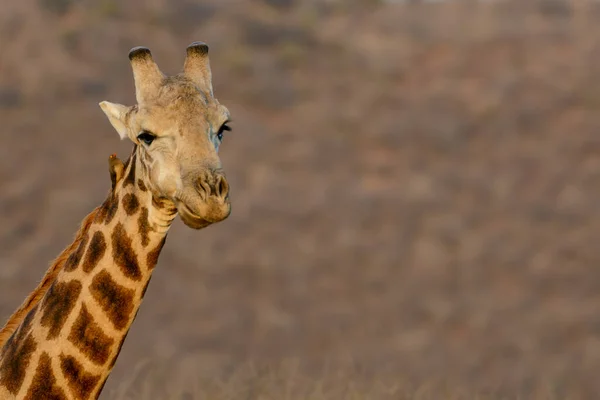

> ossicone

[
  {"left": 128, "top": 46, "right": 165, "bottom": 104},
  {"left": 182, "top": 41, "right": 213, "bottom": 95}
]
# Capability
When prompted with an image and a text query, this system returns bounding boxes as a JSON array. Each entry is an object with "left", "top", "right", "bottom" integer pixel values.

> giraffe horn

[
  {"left": 128, "top": 46, "right": 164, "bottom": 103},
  {"left": 182, "top": 41, "right": 213, "bottom": 96}
]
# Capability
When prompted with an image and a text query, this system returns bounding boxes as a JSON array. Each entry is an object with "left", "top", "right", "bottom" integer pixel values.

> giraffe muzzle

[{"left": 177, "top": 170, "right": 231, "bottom": 229}]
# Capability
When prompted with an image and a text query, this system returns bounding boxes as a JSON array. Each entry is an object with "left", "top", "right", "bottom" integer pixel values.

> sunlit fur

[{"left": 0, "top": 43, "right": 232, "bottom": 400}]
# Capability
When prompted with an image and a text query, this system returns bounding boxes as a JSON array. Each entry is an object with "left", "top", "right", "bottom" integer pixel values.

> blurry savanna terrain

[{"left": 1, "top": 0, "right": 600, "bottom": 398}]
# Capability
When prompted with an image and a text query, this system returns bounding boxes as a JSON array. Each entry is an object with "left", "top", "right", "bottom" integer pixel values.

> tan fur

[{"left": 0, "top": 43, "right": 233, "bottom": 400}]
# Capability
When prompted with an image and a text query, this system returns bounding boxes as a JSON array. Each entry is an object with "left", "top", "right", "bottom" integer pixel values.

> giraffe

[{"left": 0, "top": 42, "right": 232, "bottom": 399}]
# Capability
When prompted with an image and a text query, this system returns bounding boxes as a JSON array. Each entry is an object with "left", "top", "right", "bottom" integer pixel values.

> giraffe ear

[{"left": 99, "top": 101, "right": 134, "bottom": 140}]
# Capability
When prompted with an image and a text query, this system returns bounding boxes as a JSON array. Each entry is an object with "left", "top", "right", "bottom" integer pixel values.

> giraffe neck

[
  {"left": 0, "top": 210, "right": 98, "bottom": 350},
  {"left": 0, "top": 148, "right": 176, "bottom": 399}
]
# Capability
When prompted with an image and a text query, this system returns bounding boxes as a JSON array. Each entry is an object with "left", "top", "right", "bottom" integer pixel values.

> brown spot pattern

[
  {"left": 94, "top": 201, "right": 107, "bottom": 224},
  {"left": 63, "top": 232, "right": 89, "bottom": 272},
  {"left": 0, "top": 333, "right": 37, "bottom": 394},
  {"left": 147, "top": 236, "right": 166, "bottom": 270},
  {"left": 137, "top": 179, "right": 147, "bottom": 192},
  {"left": 138, "top": 207, "right": 150, "bottom": 248},
  {"left": 68, "top": 304, "right": 114, "bottom": 366},
  {"left": 112, "top": 223, "right": 142, "bottom": 280},
  {"left": 107, "top": 305, "right": 142, "bottom": 370},
  {"left": 122, "top": 193, "right": 140, "bottom": 216},
  {"left": 24, "top": 352, "right": 67, "bottom": 400},
  {"left": 60, "top": 354, "right": 101, "bottom": 400},
  {"left": 40, "top": 281, "right": 82, "bottom": 340},
  {"left": 0, "top": 303, "right": 37, "bottom": 360},
  {"left": 104, "top": 194, "right": 119, "bottom": 225},
  {"left": 90, "top": 270, "right": 135, "bottom": 330},
  {"left": 82, "top": 231, "right": 106, "bottom": 273},
  {"left": 124, "top": 153, "right": 136, "bottom": 187},
  {"left": 95, "top": 193, "right": 119, "bottom": 225},
  {"left": 20, "top": 304, "right": 37, "bottom": 334}
]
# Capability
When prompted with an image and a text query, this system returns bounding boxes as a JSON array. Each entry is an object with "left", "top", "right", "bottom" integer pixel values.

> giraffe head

[{"left": 99, "top": 42, "right": 231, "bottom": 229}]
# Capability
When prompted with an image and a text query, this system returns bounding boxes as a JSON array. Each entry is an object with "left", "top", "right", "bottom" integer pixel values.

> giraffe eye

[
  {"left": 217, "top": 123, "right": 231, "bottom": 141},
  {"left": 137, "top": 131, "right": 155, "bottom": 146}
]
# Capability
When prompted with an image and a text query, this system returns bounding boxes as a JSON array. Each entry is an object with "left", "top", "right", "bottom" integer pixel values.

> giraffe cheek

[{"left": 151, "top": 167, "right": 179, "bottom": 197}]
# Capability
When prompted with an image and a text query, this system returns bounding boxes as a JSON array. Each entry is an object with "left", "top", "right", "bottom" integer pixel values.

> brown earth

[{"left": 1, "top": 0, "right": 600, "bottom": 398}]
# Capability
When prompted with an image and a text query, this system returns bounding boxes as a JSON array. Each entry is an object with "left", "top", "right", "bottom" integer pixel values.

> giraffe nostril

[
  {"left": 195, "top": 177, "right": 210, "bottom": 200},
  {"left": 215, "top": 175, "right": 229, "bottom": 200}
]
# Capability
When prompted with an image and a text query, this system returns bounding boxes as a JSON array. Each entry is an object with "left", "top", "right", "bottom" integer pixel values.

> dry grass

[{"left": 107, "top": 359, "right": 566, "bottom": 400}]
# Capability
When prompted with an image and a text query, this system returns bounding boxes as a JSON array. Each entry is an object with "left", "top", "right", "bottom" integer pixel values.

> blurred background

[{"left": 1, "top": 0, "right": 600, "bottom": 398}]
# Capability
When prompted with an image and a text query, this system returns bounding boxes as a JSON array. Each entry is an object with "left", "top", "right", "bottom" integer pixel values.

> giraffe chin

[{"left": 178, "top": 202, "right": 231, "bottom": 230}]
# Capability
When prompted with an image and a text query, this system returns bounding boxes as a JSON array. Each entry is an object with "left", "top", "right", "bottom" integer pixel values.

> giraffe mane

[{"left": 0, "top": 207, "right": 100, "bottom": 348}]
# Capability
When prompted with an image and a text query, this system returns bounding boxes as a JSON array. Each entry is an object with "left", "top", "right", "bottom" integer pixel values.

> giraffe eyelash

[
  {"left": 219, "top": 123, "right": 231, "bottom": 133},
  {"left": 137, "top": 131, "right": 155, "bottom": 146}
]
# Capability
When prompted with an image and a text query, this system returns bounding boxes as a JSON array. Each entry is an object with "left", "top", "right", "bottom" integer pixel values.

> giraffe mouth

[{"left": 178, "top": 201, "right": 231, "bottom": 229}]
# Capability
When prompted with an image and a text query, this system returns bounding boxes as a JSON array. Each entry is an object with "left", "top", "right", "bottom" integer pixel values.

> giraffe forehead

[
  {"left": 142, "top": 79, "right": 211, "bottom": 115},
  {"left": 136, "top": 102, "right": 211, "bottom": 136},
  {"left": 135, "top": 83, "right": 226, "bottom": 135}
]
